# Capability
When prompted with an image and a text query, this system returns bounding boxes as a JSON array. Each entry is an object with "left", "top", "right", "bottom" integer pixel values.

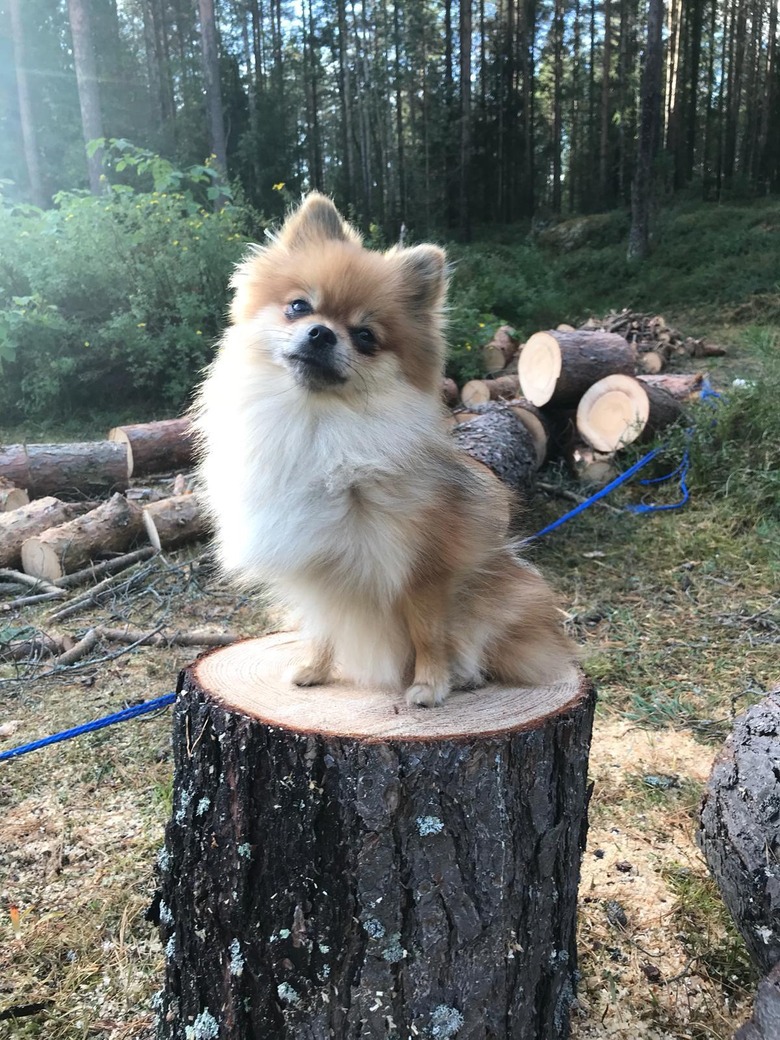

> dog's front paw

[
  {"left": 290, "top": 663, "right": 332, "bottom": 687},
  {"left": 405, "top": 681, "right": 450, "bottom": 708}
]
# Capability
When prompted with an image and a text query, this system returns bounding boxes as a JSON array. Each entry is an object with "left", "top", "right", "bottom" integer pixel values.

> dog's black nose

[{"left": 307, "top": 324, "right": 337, "bottom": 347}]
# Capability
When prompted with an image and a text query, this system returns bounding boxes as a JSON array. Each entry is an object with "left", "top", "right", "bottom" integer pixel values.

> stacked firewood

[
  {"left": 449, "top": 318, "right": 720, "bottom": 490},
  {"left": 0, "top": 418, "right": 204, "bottom": 585}
]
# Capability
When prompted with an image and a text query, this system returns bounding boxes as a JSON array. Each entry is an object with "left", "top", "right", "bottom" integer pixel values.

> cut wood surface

[
  {"left": 0, "top": 441, "right": 129, "bottom": 498},
  {"left": 108, "top": 418, "right": 194, "bottom": 478},
  {"left": 518, "top": 329, "right": 637, "bottom": 407},
  {"left": 451, "top": 407, "right": 539, "bottom": 492},
  {"left": 567, "top": 443, "right": 619, "bottom": 487},
  {"left": 0, "top": 477, "right": 29, "bottom": 512},
  {"left": 156, "top": 633, "right": 594, "bottom": 1040},
  {"left": 21, "top": 493, "right": 144, "bottom": 581},
  {"left": 0, "top": 497, "right": 91, "bottom": 569},
  {"left": 699, "top": 689, "right": 780, "bottom": 976},
  {"left": 637, "top": 350, "right": 665, "bottom": 374},
  {"left": 481, "top": 324, "right": 520, "bottom": 372},
  {"left": 637, "top": 371, "right": 705, "bottom": 401},
  {"left": 142, "top": 494, "right": 208, "bottom": 551},
  {"left": 576, "top": 374, "right": 683, "bottom": 453},
  {"left": 460, "top": 373, "right": 521, "bottom": 407}
]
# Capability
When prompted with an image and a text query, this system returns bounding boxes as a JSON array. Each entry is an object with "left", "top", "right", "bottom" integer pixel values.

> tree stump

[
  {"left": 156, "top": 633, "right": 595, "bottom": 1040},
  {"left": 698, "top": 689, "right": 780, "bottom": 976}
]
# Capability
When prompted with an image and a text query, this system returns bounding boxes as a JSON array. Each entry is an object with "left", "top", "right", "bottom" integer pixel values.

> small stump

[{"left": 156, "top": 633, "right": 595, "bottom": 1040}]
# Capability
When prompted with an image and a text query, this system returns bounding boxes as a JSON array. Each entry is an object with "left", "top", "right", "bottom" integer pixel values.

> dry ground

[{"left": 1, "top": 355, "right": 777, "bottom": 1039}]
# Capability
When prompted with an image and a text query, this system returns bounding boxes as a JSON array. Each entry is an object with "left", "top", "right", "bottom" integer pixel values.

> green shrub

[{"left": 0, "top": 171, "right": 260, "bottom": 422}]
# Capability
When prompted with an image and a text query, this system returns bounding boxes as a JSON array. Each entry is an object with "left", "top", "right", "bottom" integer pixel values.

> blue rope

[
  {"left": 0, "top": 692, "right": 176, "bottom": 763},
  {"left": 522, "top": 445, "right": 663, "bottom": 542}
]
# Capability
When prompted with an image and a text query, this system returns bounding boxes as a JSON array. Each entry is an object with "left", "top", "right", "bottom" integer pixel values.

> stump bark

[
  {"left": 156, "top": 633, "right": 595, "bottom": 1040},
  {"left": 0, "top": 497, "right": 91, "bottom": 569},
  {"left": 698, "top": 689, "right": 780, "bottom": 976}
]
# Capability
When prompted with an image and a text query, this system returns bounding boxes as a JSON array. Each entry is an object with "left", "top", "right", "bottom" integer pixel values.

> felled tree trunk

[
  {"left": 481, "top": 325, "right": 520, "bottom": 373},
  {"left": 453, "top": 400, "right": 549, "bottom": 469},
  {"left": 0, "top": 441, "right": 129, "bottom": 498},
  {"left": 156, "top": 633, "right": 595, "bottom": 1040},
  {"left": 142, "top": 494, "right": 208, "bottom": 551},
  {"left": 0, "top": 497, "right": 91, "bottom": 569},
  {"left": 698, "top": 689, "right": 780, "bottom": 976},
  {"left": 637, "top": 372, "right": 705, "bottom": 401},
  {"left": 21, "top": 493, "right": 143, "bottom": 580},
  {"left": 451, "top": 407, "right": 539, "bottom": 493},
  {"left": 108, "top": 418, "right": 194, "bottom": 478},
  {"left": 518, "top": 330, "right": 637, "bottom": 408},
  {"left": 575, "top": 374, "right": 683, "bottom": 453}
]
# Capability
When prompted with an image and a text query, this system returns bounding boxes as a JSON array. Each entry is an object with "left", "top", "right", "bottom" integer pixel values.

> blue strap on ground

[{"left": 0, "top": 692, "right": 176, "bottom": 762}]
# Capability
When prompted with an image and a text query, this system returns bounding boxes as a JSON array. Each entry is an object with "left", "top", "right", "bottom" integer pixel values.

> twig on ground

[
  {"left": 537, "top": 481, "right": 623, "bottom": 515},
  {"left": 1, "top": 590, "right": 69, "bottom": 612},
  {"left": 0, "top": 632, "right": 64, "bottom": 662},
  {"left": 0, "top": 568, "right": 64, "bottom": 594},
  {"left": 54, "top": 547, "right": 158, "bottom": 589},
  {"left": 94, "top": 625, "right": 239, "bottom": 648},
  {"left": 48, "top": 561, "right": 160, "bottom": 622},
  {"left": 54, "top": 628, "right": 100, "bottom": 666}
]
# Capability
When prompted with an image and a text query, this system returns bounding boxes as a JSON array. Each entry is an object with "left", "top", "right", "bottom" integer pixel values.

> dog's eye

[
  {"left": 353, "top": 327, "right": 377, "bottom": 354},
  {"left": 286, "top": 299, "right": 312, "bottom": 318}
]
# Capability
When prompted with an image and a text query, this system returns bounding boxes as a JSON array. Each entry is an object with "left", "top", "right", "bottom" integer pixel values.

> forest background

[{"left": 1, "top": 0, "right": 778, "bottom": 425}]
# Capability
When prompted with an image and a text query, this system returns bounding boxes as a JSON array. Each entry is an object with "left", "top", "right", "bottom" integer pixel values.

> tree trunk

[
  {"left": 460, "top": 374, "right": 521, "bottom": 407},
  {"left": 0, "top": 442, "right": 130, "bottom": 498},
  {"left": 454, "top": 399, "right": 550, "bottom": 469},
  {"left": 67, "top": 0, "right": 105, "bottom": 194},
  {"left": 518, "top": 330, "right": 637, "bottom": 408},
  {"left": 600, "top": 0, "right": 613, "bottom": 205},
  {"left": 156, "top": 633, "right": 595, "bottom": 1040},
  {"left": 698, "top": 688, "right": 780, "bottom": 976},
  {"left": 108, "top": 419, "right": 194, "bottom": 478},
  {"left": 21, "top": 493, "right": 143, "bottom": 581},
  {"left": 9, "top": 0, "right": 46, "bottom": 206},
  {"left": 459, "top": 0, "right": 473, "bottom": 240},
  {"left": 628, "top": 0, "right": 664, "bottom": 261},
  {"left": 198, "top": 0, "right": 228, "bottom": 182}
]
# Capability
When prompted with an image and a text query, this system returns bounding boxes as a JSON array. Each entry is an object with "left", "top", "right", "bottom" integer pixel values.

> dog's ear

[
  {"left": 389, "top": 244, "right": 448, "bottom": 311},
  {"left": 277, "top": 193, "right": 360, "bottom": 248}
]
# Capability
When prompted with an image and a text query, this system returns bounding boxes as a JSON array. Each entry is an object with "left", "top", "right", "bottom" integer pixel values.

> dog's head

[{"left": 228, "top": 194, "right": 447, "bottom": 397}]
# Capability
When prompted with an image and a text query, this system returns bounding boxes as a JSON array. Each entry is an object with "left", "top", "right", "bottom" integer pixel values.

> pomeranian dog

[{"left": 194, "top": 193, "right": 575, "bottom": 706}]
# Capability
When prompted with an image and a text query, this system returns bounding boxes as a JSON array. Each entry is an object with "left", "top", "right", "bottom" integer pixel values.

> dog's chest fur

[{"left": 198, "top": 366, "right": 443, "bottom": 603}]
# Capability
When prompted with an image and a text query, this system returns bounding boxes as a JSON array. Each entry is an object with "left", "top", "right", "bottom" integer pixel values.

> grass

[{"left": 1, "top": 197, "right": 779, "bottom": 1039}]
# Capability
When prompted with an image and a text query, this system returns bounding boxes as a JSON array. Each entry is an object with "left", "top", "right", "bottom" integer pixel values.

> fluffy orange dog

[{"left": 194, "top": 194, "right": 574, "bottom": 706}]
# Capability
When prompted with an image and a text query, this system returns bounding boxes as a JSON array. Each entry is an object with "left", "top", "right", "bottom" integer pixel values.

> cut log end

[
  {"left": 195, "top": 632, "right": 584, "bottom": 740},
  {"left": 20, "top": 539, "right": 63, "bottom": 583},
  {"left": 517, "top": 332, "right": 563, "bottom": 406},
  {"left": 576, "top": 374, "right": 650, "bottom": 453}
]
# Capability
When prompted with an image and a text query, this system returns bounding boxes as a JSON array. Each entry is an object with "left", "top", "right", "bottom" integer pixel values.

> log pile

[
  {"left": 448, "top": 318, "right": 716, "bottom": 488},
  {"left": 0, "top": 419, "right": 207, "bottom": 586}
]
